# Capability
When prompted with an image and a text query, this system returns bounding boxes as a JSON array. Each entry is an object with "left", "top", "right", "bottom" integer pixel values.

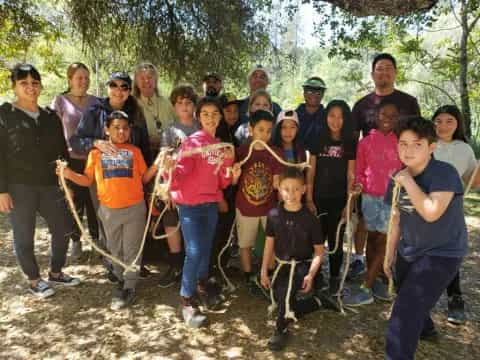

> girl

[
  {"left": 51, "top": 62, "right": 100, "bottom": 260},
  {"left": 166, "top": 97, "right": 234, "bottom": 328},
  {"left": 235, "top": 89, "right": 273, "bottom": 145},
  {"left": 344, "top": 99, "right": 403, "bottom": 306},
  {"left": 0, "top": 64, "right": 81, "bottom": 298},
  {"left": 433, "top": 105, "right": 478, "bottom": 325},
  {"left": 273, "top": 109, "right": 307, "bottom": 164},
  {"left": 306, "top": 100, "right": 356, "bottom": 294}
]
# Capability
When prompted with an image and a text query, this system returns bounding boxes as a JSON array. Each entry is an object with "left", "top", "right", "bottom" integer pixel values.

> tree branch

[{"left": 406, "top": 78, "right": 458, "bottom": 104}]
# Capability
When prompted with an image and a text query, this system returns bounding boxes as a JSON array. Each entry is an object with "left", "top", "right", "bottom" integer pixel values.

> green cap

[{"left": 302, "top": 76, "right": 327, "bottom": 90}]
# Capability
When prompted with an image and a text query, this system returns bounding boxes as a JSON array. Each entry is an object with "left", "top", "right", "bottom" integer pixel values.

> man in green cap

[{"left": 295, "top": 76, "right": 327, "bottom": 151}]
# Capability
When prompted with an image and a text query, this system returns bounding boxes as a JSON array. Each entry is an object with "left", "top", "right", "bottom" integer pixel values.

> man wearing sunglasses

[{"left": 295, "top": 76, "right": 327, "bottom": 152}]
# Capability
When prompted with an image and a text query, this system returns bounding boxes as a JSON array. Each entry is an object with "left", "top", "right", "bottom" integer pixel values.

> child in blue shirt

[{"left": 384, "top": 117, "right": 467, "bottom": 360}]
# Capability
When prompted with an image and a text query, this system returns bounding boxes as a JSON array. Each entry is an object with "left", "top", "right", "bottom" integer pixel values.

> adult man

[
  {"left": 349, "top": 53, "right": 421, "bottom": 280},
  {"left": 238, "top": 65, "right": 281, "bottom": 125},
  {"left": 295, "top": 76, "right": 327, "bottom": 151},
  {"left": 202, "top": 72, "right": 223, "bottom": 98}
]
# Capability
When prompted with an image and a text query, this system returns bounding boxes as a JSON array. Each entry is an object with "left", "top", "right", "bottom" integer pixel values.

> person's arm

[
  {"left": 306, "top": 154, "right": 317, "bottom": 214},
  {"left": 0, "top": 115, "right": 13, "bottom": 213},
  {"left": 60, "top": 166, "right": 94, "bottom": 187},
  {"left": 143, "top": 164, "right": 159, "bottom": 184},
  {"left": 354, "top": 141, "right": 367, "bottom": 189},
  {"left": 394, "top": 168, "right": 454, "bottom": 222},
  {"left": 261, "top": 236, "right": 275, "bottom": 289},
  {"left": 347, "top": 159, "right": 355, "bottom": 192},
  {"left": 384, "top": 207, "right": 400, "bottom": 279},
  {"left": 218, "top": 147, "right": 235, "bottom": 189},
  {"left": 300, "top": 244, "right": 325, "bottom": 293}
]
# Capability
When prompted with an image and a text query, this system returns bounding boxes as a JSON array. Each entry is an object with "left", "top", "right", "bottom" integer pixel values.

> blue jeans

[
  {"left": 9, "top": 184, "right": 70, "bottom": 280},
  {"left": 177, "top": 202, "right": 218, "bottom": 298},
  {"left": 385, "top": 254, "right": 462, "bottom": 360}
]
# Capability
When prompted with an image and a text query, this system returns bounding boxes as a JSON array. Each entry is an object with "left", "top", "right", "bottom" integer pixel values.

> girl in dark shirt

[{"left": 306, "top": 99, "right": 356, "bottom": 293}]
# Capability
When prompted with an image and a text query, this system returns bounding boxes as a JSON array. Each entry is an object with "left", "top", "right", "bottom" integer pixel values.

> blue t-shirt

[{"left": 385, "top": 159, "right": 467, "bottom": 262}]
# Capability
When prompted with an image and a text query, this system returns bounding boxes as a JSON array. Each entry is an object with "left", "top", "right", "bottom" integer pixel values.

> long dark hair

[
  {"left": 432, "top": 105, "right": 468, "bottom": 143},
  {"left": 195, "top": 97, "right": 230, "bottom": 142},
  {"left": 10, "top": 63, "right": 41, "bottom": 84},
  {"left": 321, "top": 99, "right": 354, "bottom": 144}
]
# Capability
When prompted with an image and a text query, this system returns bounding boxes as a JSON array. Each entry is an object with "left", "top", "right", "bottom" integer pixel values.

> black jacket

[
  {"left": 70, "top": 97, "right": 152, "bottom": 165},
  {"left": 0, "top": 102, "right": 69, "bottom": 192}
]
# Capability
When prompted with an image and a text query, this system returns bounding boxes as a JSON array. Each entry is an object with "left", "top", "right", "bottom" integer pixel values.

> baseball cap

[
  {"left": 222, "top": 93, "right": 239, "bottom": 107},
  {"left": 276, "top": 110, "right": 299, "bottom": 126},
  {"left": 106, "top": 71, "right": 132, "bottom": 88},
  {"left": 203, "top": 72, "right": 222, "bottom": 82},
  {"left": 302, "top": 76, "right": 327, "bottom": 91}
]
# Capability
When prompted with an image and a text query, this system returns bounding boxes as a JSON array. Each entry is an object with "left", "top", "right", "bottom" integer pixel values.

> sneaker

[
  {"left": 314, "top": 290, "right": 341, "bottom": 312},
  {"left": 181, "top": 297, "right": 208, "bottom": 328},
  {"left": 70, "top": 241, "right": 83, "bottom": 260},
  {"left": 139, "top": 266, "right": 151, "bottom": 279},
  {"left": 268, "top": 329, "right": 289, "bottom": 351},
  {"left": 342, "top": 285, "right": 374, "bottom": 306},
  {"left": 48, "top": 272, "right": 81, "bottom": 287},
  {"left": 248, "top": 276, "right": 270, "bottom": 300},
  {"left": 106, "top": 269, "right": 119, "bottom": 283},
  {"left": 197, "top": 278, "right": 225, "bottom": 310},
  {"left": 420, "top": 327, "right": 439, "bottom": 342},
  {"left": 447, "top": 295, "right": 466, "bottom": 325},
  {"left": 29, "top": 279, "right": 55, "bottom": 298},
  {"left": 372, "top": 278, "right": 391, "bottom": 301},
  {"left": 347, "top": 259, "right": 366, "bottom": 280},
  {"left": 158, "top": 266, "right": 182, "bottom": 288},
  {"left": 111, "top": 288, "right": 126, "bottom": 310}
]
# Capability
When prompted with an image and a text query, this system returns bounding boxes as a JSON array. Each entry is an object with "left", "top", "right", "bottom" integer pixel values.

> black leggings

[{"left": 315, "top": 196, "right": 346, "bottom": 278}]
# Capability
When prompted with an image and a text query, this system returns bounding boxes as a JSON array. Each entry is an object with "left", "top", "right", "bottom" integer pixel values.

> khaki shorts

[{"left": 235, "top": 208, "right": 267, "bottom": 249}]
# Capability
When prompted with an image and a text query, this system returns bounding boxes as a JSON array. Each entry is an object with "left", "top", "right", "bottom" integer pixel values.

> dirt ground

[{"left": 1, "top": 195, "right": 479, "bottom": 360}]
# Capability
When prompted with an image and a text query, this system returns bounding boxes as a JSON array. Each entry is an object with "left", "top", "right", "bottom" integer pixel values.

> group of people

[{"left": 0, "top": 52, "right": 479, "bottom": 359}]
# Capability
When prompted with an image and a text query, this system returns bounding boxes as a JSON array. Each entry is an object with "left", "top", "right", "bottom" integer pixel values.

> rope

[
  {"left": 384, "top": 181, "right": 401, "bottom": 296},
  {"left": 465, "top": 160, "right": 480, "bottom": 194},
  {"left": 268, "top": 257, "right": 307, "bottom": 322},
  {"left": 217, "top": 220, "right": 237, "bottom": 293}
]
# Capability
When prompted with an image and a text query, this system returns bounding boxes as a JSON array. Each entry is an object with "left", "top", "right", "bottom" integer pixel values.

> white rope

[
  {"left": 217, "top": 220, "right": 237, "bottom": 293},
  {"left": 384, "top": 182, "right": 401, "bottom": 296}
]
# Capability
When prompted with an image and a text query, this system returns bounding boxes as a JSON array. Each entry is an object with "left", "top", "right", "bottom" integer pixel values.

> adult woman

[
  {"left": 51, "top": 63, "right": 99, "bottom": 260},
  {"left": 0, "top": 64, "right": 80, "bottom": 298},
  {"left": 133, "top": 62, "right": 176, "bottom": 154},
  {"left": 70, "top": 71, "right": 151, "bottom": 278},
  {"left": 432, "top": 105, "right": 478, "bottom": 325}
]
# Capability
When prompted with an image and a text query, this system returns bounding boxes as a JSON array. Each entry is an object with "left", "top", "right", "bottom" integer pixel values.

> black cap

[
  {"left": 203, "top": 72, "right": 222, "bottom": 82},
  {"left": 106, "top": 71, "right": 132, "bottom": 88}
]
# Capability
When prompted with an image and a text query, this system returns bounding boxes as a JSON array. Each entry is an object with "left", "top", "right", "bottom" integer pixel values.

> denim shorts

[{"left": 361, "top": 193, "right": 390, "bottom": 233}]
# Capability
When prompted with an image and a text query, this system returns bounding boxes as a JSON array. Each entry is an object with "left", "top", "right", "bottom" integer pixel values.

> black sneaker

[
  {"left": 197, "top": 278, "right": 225, "bottom": 310},
  {"left": 29, "top": 279, "right": 55, "bottom": 298},
  {"left": 347, "top": 259, "right": 366, "bottom": 280},
  {"left": 139, "top": 266, "right": 151, "bottom": 279},
  {"left": 268, "top": 329, "right": 289, "bottom": 351},
  {"left": 181, "top": 297, "right": 208, "bottom": 328},
  {"left": 247, "top": 276, "right": 270, "bottom": 300},
  {"left": 158, "top": 266, "right": 182, "bottom": 288},
  {"left": 447, "top": 295, "right": 466, "bottom": 325},
  {"left": 48, "top": 272, "right": 81, "bottom": 287},
  {"left": 106, "top": 269, "right": 119, "bottom": 283}
]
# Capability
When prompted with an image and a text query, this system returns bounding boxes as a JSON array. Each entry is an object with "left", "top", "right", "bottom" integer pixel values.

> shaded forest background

[{"left": 1, "top": 0, "right": 479, "bottom": 148}]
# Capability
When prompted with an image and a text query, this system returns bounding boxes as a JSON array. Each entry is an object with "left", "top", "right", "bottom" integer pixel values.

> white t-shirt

[{"left": 434, "top": 139, "right": 477, "bottom": 184}]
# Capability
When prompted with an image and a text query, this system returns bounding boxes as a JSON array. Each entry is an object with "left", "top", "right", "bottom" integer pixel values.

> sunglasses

[
  {"left": 109, "top": 83, "right": 130, "bottom": 91},
  {"left": 304, "top": 89, "right": 324, "bottom": 95},
  {"left": 284, "top": 110, "right": 295, "bottom": 117}
]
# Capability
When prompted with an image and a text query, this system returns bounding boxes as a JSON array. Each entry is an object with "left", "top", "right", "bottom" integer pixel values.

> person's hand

[
  {"left": 384, "top": 252, "right": 395, "bottom": 280},
  {"left": 261, "top": 271, "right": 271, "bottom": 289},
  {"left": 300, "top": 273, "right": 314, "bottom": 293},
  {"left": 393, "top": 168, "right": 413, "bottom": 187},
  {"left": 55, "top": 164, "right": 73, "bottom": 180},
  {"left": 350, "top": 183, "right": 362, "bottom": 196},
  {"left": 224, "top": 146, "right": 235, "bottom": 160},
  {"left": 231, "top": 163, "right": 242, "bottom": 180},
  {"left": 218, "top": 199, "right": 229, "bottom": 213},
  {"left": 0, "top": 193, "right": 14, "bottom": 213},
  {"left": 306, "top": 200, "right": 317, "bottom": 215},
  {"left": 94, "top": 140, "right": 118, "bottom": 156}
]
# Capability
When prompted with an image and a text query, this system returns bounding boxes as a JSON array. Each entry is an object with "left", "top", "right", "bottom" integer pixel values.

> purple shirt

[{"left": 51, "top": 94, "right": 100, "bottom": 159}]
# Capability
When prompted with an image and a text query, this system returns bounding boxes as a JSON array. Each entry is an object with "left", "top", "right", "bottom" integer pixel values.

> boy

[
  {"left": 261, "top": 168, "right": 325, "bottom": 351},
  {"left": 59, "top": 111, "right": 159, "bottom": 310},
  {"left": 155, "top": 85, "right": 199, "bottom": 288},
  {"left": 384, "top": 117, "right": 467, "bottom": 360},
  {"left": 232, "top": 110, "right": 283, "bottom": 298}
]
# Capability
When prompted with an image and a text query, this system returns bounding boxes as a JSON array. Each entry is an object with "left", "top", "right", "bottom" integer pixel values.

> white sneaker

[{"left": 29, "top": 279, "right": 56, "bottom": 298}]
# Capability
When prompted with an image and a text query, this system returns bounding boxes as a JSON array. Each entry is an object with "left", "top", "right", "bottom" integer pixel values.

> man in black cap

[
  {"left": 295, "top": 76, "right": 327, "bottom": 151},
  {"left": 203, "top": 72, "right": 223, "bottom": 98}
]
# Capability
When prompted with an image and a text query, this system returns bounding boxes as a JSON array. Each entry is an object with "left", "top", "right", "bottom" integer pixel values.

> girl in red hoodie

[{"left": 167, "top": 97, "right": 234, "bottom": 327}]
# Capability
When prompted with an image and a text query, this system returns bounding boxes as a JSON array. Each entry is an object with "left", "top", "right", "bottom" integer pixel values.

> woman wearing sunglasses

[{"left": 70, "top": 71, "right": 151, "bottom": 280}]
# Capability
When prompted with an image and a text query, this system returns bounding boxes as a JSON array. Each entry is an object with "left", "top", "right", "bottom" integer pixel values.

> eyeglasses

[{"left": 109, "top": 83, "right": 130, "bottom": 91}]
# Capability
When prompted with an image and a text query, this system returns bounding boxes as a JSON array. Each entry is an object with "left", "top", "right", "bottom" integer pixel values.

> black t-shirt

[
  {"left": 266, "top": 205, "right": 323, "bottom": 261},
  {"left": 352, "top": 89, "right": 420, "bottom": 137},
  {"left": 312, "top": 138, "right": 355, "bottom": 199}
]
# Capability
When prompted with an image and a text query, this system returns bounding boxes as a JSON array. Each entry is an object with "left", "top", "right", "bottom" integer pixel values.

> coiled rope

[{"left": 384, "top": 181, "right": 402, "bottom": 296}]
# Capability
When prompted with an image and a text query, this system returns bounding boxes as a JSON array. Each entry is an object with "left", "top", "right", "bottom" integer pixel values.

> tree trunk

[
  {"left": 459, "top": 0, "right": 472, "bottom": 138},
  {"left": 322, "top": 0, "right": 438, "bottom": 16}
]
